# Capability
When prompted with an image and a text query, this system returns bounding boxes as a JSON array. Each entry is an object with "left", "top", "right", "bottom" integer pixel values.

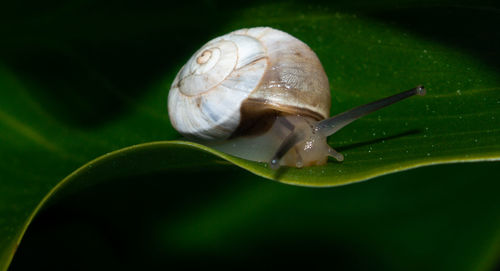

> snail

[{"left": 167, "top": 27, "right": 426, "bottom": 169}]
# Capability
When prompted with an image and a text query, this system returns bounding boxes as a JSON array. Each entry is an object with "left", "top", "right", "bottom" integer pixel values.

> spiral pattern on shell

[{"left": 168, "top": 27, "right": 331, "bottom": 141}]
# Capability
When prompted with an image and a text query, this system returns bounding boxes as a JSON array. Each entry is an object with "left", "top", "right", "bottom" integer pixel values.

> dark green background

[
  {"left": 9, "top": 162, "right": 500, "bottom": 270},
  {"left": 1, "top": 0, "right": 500, "bottom": 270}
]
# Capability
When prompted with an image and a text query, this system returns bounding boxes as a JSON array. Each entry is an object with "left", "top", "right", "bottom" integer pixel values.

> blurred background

[
  {"left": 1, "top": 0, "right": 500, "bottom": 270},
  {"left": 9, "top": 163, "right": 500, "bottom": 270}
]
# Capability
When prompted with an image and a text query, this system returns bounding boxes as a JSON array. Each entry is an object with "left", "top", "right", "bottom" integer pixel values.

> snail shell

[
  {"left": 168, "top": 27, "right": 426, "bottom": 168},
  {"left": 168, "top": 27, "right": 330, "bottom": 141}
]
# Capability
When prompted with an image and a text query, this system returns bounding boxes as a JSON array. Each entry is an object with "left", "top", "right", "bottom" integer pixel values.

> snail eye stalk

[{"left": 315, "top": 85, "right": 426, "bottom": 137}]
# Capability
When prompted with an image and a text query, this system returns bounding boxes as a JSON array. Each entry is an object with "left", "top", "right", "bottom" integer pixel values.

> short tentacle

[
  {"left": 294, "top": 147, "right": 304, "bottom": 168},
  {"left": 328, "top": 147, "right": 344, "bottom": 162}
]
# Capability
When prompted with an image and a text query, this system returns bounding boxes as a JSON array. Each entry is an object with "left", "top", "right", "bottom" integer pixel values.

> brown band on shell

[{"left": 230, "top": 97, "right": 326, "bottom": 138}]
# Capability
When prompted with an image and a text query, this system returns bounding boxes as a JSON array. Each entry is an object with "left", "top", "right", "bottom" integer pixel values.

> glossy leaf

[
  {"left": 1, "top": 0, "right": 499, "bottom": 270},
  {"left": 9, "top": 161, "right": 500, "bottom": 271}
]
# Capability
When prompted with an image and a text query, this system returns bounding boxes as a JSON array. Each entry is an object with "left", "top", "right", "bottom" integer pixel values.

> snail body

[{"left": 168, "top": 27, "right": 426, "bottom": 169}]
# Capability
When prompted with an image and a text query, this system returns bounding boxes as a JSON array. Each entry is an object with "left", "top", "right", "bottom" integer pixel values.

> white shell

[{"left": 168, "top": 27, "right": 330, "bottom": 141}]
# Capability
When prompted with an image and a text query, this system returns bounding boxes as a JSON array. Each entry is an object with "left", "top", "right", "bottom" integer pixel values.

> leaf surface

[{"left": 1, "top": 1, "right": 499, "bottom": 270}]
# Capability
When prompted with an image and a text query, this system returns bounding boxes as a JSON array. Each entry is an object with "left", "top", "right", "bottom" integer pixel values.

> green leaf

[
  {"left": 8, "top": 162, "right": 500, "bottom": 270},
  {"left": 1, "top": 0, "right": 499, "bottom": 270}
]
